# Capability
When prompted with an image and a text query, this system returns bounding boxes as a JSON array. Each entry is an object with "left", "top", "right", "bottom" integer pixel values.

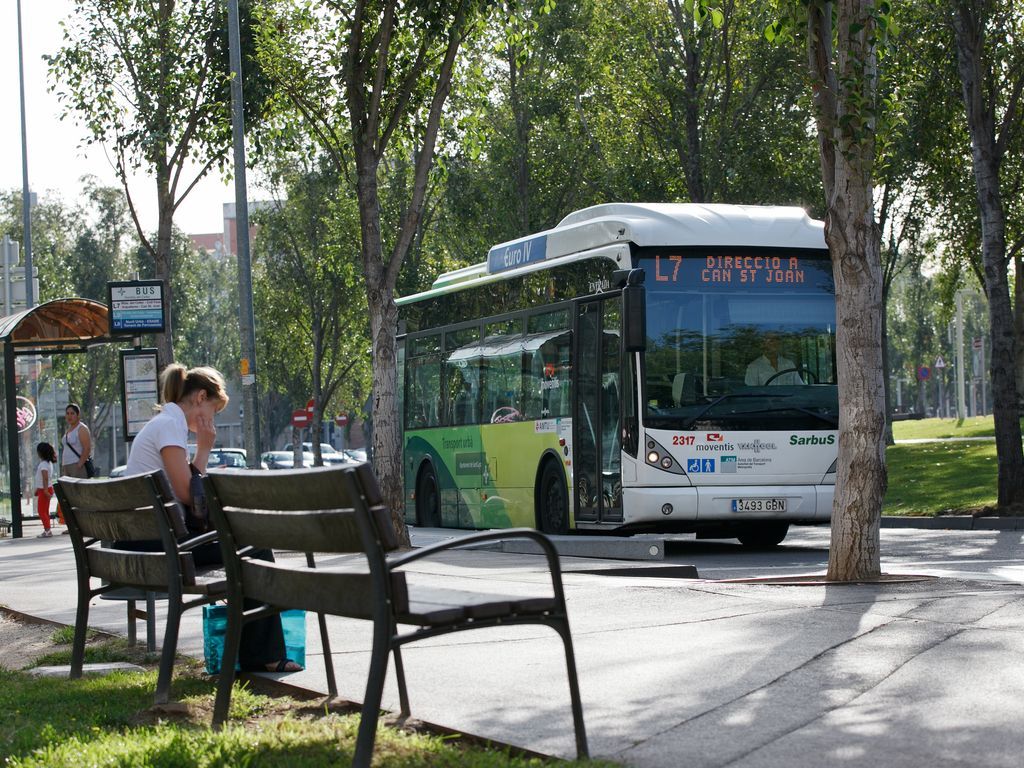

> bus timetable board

[
  {"left": 120, "top": 348, "right": 159, "bottom": 438},
  {"left": 107, "top": 280, "right": 165, "bottom": 334}
]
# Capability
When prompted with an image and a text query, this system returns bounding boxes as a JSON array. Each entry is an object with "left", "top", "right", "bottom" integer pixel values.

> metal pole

[
  {"left": 955, "top": 290, "right": 966, "bottom": 420},
  {"left": 980, "top": 338, "right": 987, "bottom": 415},
  {"left": 16, "top": 0, "right": 34, "bottom": 309},
  {"left": 6, "top": 345, "right": 22, "bottom": 537},
  {"left": 227, "top": 0, "right": 261, "bottom": 465}
]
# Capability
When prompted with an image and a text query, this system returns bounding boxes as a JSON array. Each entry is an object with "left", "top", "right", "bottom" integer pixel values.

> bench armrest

[
  {"left": 388, "top": 528, "right": 567, "bottom": 600},
  {"left": 179, "top": 530, "right": 218, "bottom": 551}
]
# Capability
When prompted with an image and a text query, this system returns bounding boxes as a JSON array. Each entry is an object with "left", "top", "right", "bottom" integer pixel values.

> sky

[{"left": 0, "top": 1, "right": 242, "bottom": 237}]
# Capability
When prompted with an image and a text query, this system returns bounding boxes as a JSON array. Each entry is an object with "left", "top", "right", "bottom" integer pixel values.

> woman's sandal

[{"left": 265, "top": 659, "right": 303, "bottom": 673}]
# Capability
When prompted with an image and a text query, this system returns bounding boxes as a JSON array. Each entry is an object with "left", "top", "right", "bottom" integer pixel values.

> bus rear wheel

[
  {"left": 537, "top": 461, "right": 569, "bottom": 535},
  {"left": 737, "top": 522, "right": 789, "bottom": 549},
  {"left": 416, "top": 465, "right": 441, "bottom": 528}
]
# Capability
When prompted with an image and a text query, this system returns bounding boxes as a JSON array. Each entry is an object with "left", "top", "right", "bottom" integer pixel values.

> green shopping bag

[{"left": 203, "top": 605, "right": 306, "bottom": 675}]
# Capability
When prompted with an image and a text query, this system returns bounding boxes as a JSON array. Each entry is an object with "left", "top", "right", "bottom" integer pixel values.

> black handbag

[
  {"left": 185, "top": 463, "right": 210, "bottom": 534},
  {"left": 65, "top": 440, "right": 95, "bottom": 478}
]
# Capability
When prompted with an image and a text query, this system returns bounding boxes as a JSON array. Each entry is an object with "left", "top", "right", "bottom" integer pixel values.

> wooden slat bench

[
  {"left": 54, "top": 471, "right": 226, "bottom": 704},
  {"left": 204, "top": 463, "right": 588, "bottom": 767}
]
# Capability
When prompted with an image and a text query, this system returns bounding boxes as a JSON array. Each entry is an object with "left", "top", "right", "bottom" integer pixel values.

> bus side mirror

[{"left": 622, "top": 269, "right": 646, "bottom": 352}]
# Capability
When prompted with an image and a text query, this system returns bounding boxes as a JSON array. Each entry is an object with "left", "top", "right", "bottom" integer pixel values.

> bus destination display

[{"left": 650, "top": 254, "right": 825, "bottom": 288}]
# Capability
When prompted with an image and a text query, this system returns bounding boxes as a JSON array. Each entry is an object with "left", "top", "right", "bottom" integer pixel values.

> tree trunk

[
  {"left": 881, "top": 305, "right": 894, "bottom": 445},
  {"left": 806, "top": 0, "right": 886, "bottom": 581},
  {"left": 953, "top": 1, "right": 1024, "bottom": 509},
  {"left": 683, "top": 43, "right": 706, "bottom": 203},
  {"left": 354, "top": 146, "right": 410, "bottom": 546},
  {"left": 1014, "top": 253, "right": 1024, "bottom": 404},
  {"left": 508, "top": 44, "right": 531, "bottom": 235},
  {"left": 154, "top": 196, "right": 175, "bottom": 367},
  {"left": 824, "top": 175, "right": 886, "bottom": 581}
]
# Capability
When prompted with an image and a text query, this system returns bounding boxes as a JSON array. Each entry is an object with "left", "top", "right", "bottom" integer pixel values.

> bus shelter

[{"left": 0, "top": 298, "right": 114, "bottom": 537}]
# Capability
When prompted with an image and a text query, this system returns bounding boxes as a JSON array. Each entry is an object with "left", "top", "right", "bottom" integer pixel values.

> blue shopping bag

[{"left": 203, "top": 605, "right": 306, "bottom": 675}]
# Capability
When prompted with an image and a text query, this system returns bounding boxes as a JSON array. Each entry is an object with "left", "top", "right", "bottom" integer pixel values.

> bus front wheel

[
  {"left": 737, "top": 522, "right": 789, "bottom": 549},
  {"left": 416, "top": 465, "right": 441, "bottom": 528},
  {"left": 537, "top": 461, "right": 569, "bottom": 535}
]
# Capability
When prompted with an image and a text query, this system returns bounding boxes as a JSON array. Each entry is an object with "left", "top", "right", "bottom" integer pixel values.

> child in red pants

[{"left": 34, "top": 442, "right": 57, "bottom": 537}]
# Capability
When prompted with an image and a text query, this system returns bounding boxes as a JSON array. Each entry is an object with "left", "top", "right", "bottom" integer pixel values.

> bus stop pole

[
  {"left": 5, "top": 343, "right": 23, "bottom": 538},
  {"left": 227, "top": 0, "right": 262, "bottom": 464}
]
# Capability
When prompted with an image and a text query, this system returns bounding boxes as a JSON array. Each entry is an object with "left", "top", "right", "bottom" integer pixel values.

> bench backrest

[
  {"left": 203, "top": 464, "right": 405, "bottom": 620},
  {"left": 54, "top": 472, "right": 194, "bottom": 590}
]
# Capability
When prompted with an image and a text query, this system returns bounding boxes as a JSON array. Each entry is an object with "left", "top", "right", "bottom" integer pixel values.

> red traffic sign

[
  {"left": 335, "top": 413, "right": 349, "bottom": 427},
  {"left": 917, "top": 365, "right": 931, "bottom": 381},
  {"left": 306, "top": 398, "right": 316, "bottom": 415},
  {"left": 292, "top": 409, "right": 311, "bottom": 428}
]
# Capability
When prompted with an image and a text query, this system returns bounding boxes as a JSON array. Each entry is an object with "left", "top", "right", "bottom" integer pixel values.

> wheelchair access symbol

[{"left": 686, "top": 458, "right": 716, "bottom": 473}]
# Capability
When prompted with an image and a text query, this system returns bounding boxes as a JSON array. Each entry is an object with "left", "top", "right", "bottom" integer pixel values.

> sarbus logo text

[{"left": 789, "top": 434, "right": 836, "bottom": 446}]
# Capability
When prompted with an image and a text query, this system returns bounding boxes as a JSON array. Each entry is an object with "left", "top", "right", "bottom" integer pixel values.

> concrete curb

[{"left": 881, "top": 515, "right": 1024, "bottom": 531}]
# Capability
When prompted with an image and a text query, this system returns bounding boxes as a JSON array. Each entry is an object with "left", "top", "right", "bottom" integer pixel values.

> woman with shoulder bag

[
  {"left": 61, "top": 403, "right": 94, "bottom": 478},
  {"left": 124, "top": 363, "right": 301, "bottom": 673}
]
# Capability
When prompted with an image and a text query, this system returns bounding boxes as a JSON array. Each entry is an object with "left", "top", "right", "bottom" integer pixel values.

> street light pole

[
  {"left": 955, "top": 290, "right": 966, "bottom": 420},
  {"left": 16, "top": 0, "right": 34, "bottom": 310},
  {"left": 226, "top": 0, "right": 262, "bottom": 464}
]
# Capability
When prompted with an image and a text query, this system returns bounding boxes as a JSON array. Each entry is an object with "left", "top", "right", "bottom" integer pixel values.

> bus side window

[
  {"left": 446, "top": 361, "right": 481, "bottom": 425},
  {"left": 406, "top": 356, "right": 440, "bottom": 428}
]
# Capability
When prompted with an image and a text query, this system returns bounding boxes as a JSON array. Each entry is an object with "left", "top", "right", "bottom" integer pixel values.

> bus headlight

[{"left": 644, "top": 435, "right": 687, "bottom": 475}]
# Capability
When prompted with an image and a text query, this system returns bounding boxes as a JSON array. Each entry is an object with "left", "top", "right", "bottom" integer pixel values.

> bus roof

[{"left": 399, "top": 203, "right": 825, "bottom": 305}]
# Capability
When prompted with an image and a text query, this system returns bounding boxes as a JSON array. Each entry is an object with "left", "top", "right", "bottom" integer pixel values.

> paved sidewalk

[{"left": 2, "top": 522, "right": 1023, "bottom": 767}]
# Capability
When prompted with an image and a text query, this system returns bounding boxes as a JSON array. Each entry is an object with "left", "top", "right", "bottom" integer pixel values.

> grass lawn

[
  {"left": 1, "top": 636, "right": 606, "bottom": 768},
  {"left": 891, "top": 415, "right": 1008, "bottom": 440},
  {"left": 885, "top": 441, "right": 998, "bottom": 516}
]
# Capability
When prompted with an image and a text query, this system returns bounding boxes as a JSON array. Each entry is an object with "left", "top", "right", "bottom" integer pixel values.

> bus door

[{"left": 573, "top": 296, "right": 623, "bottom": 524}]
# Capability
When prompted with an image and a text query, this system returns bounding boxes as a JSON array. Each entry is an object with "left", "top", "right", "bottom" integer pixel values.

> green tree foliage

[
  {"left": 46, "top": 0, "right": 267, "bottom": 365},
  {"left": 945, "top": 0, "right": 1024, "bottom": 508},
  {"left": 252, "top": 161, "right": 372, "bottom": 463},
  {"left": 253, "top": 0, "right": 491, "bottom": 542},
  {"left": 594, "top": 0, "right": 821, "bottom": 208}
]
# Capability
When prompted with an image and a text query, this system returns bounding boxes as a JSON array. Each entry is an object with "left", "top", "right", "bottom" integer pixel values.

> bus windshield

[{"left": 639, "top": 249, "right": 838, "bottom": 431}]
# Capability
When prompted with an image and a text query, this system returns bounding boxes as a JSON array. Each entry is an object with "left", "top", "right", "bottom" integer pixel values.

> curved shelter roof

[{"left": 0, "top": 298, "right": 112, "bottom": 351}]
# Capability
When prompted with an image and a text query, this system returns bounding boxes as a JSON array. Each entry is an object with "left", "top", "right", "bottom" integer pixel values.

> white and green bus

[{"left": 397, "top": 203, "right": 837, "bottom": 546}]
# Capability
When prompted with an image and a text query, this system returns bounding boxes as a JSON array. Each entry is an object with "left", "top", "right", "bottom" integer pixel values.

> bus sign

[
  {"left": 108, "top": 280, "right": 165, "bottom": 334},
  {"left": 487, "top": 234, "right": 547, "bottom": 274}
]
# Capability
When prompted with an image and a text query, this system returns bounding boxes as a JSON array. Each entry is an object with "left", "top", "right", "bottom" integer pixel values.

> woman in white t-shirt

[
  {"left": 34, "top": 442, "right": 58, "bottom": 537},
  {"left": 61, "top": 404, "right": 92, "bottom": 478},
  {"left": 125, "top": 363, "right": 301, "bottom": 673}
]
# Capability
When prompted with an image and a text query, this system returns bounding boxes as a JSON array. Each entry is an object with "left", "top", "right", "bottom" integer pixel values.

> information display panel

[
  {"left": 108, "top": 280, "right": 165, "bottom": 334},
  {"left": 120, "top": 348, "right": 160, "bottom": 439}
]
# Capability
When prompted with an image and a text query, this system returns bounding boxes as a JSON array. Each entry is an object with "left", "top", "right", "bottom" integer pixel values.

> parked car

[
  {"left": 206, "top": 448, "right": 248, "bottom": 470},
  {"left": 343, "top": 448, "right": 367, "bottom": 463},
  {"left": 261, "top": 451, "right": 316, "bottom": 470},
  {"left": 283, "top": 442, "right": 352, "bottom": 464},
  {"left": 111, "top": 448, "right": 253, "bottom": 477}
]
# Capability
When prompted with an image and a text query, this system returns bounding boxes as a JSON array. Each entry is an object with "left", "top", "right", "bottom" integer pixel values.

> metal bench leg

[
  {"left": 70, "top": 582, "right": 91, "bottom": 679},
  {"left": 393, "top": 645, "right": 410, "bottom": 717},
  {"left": 555, "top": 619, "right": 589, "bottom": 759},
  {"left": 353, "top": 615, "right": 391, "bottom": 768},
  {"left": 154, "top": 593, "right": 182, "bottom": 705},
  {"left": 212, "top": 599, "right": 245, "bottom": 729},
  {"left": 317, "top": 612, "right": 337, "bottom": 697},
  {"left": 146, "top": 591, "right": 157, "bottom": 653},
  {"left": 126, "top": 600, "right": 137, "bottom": 645}
]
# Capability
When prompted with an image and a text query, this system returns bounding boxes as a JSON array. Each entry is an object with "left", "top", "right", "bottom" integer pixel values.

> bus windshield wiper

[
  {"left": 737, "top": 405, "right": 839, "bottom": 427},
  {"left": 680, "top": 393, "right": 790, "bottom": 430}
]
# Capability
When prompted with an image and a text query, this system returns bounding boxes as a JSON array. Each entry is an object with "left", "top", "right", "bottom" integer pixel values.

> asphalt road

[
  {"left": 3, "top": 520, "right": 1022, "bottom": 766},
  {"left": 655, "top": 525, "right": 1024, "bottom": 584}
]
